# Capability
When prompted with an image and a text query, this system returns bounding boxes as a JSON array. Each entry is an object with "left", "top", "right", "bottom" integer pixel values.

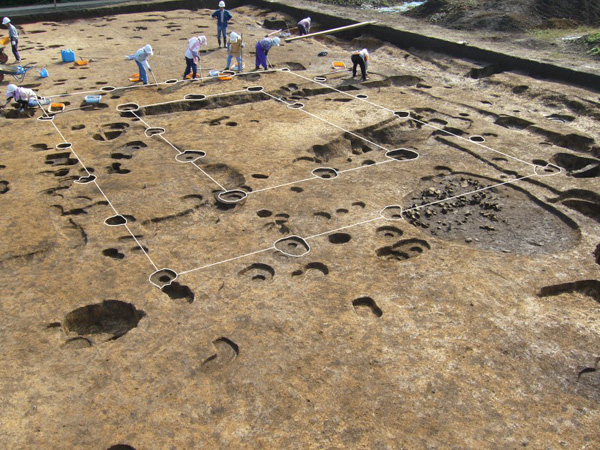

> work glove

[{"left": 11, "top": 40, "right": 16, "bottom": 46}]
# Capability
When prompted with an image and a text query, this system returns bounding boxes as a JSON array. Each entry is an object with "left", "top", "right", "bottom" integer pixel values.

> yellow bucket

[
  {"left": 75, "top": 59, "right": 88, "bottom": 66},
  {"left": 128, "top": 73, "right": 140, "bottom": 82},
  {"left": 333, "top": 61, "right": 346, "bottom": 68},
  {"left": 0, "top": 36, "right": 10, "bottom": 45}
]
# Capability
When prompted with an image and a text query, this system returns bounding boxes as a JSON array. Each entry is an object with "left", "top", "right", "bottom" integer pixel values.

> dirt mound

[{"left": 406, "top": 0, "right": 600, "bottom": 31}]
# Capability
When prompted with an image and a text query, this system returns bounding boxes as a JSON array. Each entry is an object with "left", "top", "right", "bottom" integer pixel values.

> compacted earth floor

[{"left": 0, "top": 3, "right": 599, "bottom": 449}]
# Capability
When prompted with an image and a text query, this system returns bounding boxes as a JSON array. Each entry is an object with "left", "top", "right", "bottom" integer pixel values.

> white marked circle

[
  {"left": 274, "top": 235, "right": 311, "bottom": 258},
  {"left": 312, "top": 167, "right": 339, "bottom": 180},
  {"left": 469, "top": 135, "right": 485, "bottom": 143},
  {"left": 380, "top": 205, "right": 404, "bottom": 221},
  {"left": 288, "top": 102, "right": 304, "bottom": 110},
  {"left": 534, "top": 163, "right": 562, "bottom": 176},
  {"left": 38, "top": 115, "right": 54, "bottom": 122},
  {"left": 356, "top": 94, "right": 368, "bottom": 99},
  {"left": 145, "top": 127, "right": 165, "bottom": 137},
  {"left": 217, "top": 189, "right": 248, "bottom": 204},
  {"left": 56, "top": 142, "right": 72, "bottom": 150},
  {"left": 176, "top": 150, "right": 206, "bottom": 163},
  {"left": 184, "top": 94, "right": 206, "bottom": 101},
  {"left": 104, "top": 214, "right": 127, "bottom": 226},
  {"left": 247, "top": 86, "right": 264, "bottom": 92},
  {"left": 314, "top": 76, "right": 327, "bottom": 82},
  {"left": 116, "top": 102, "right": 140, "bottom": 112},
  {"left": 101, "top": 86, "right": 116, "bottom": 92},
  {"left": 165, "top": 79, "right": 178, "bottom": 84},
  {"left": 74, "top": 174, "right": 96, "bottom": 184},
  {"left": 280, "top": 68, "right": 291, "bottom": 72},
  {"left": 394, "top": 111, "right": 410, "bottom": 118},
  {"left": 149, "top": 268, "right": 178, "bottom": 288}
]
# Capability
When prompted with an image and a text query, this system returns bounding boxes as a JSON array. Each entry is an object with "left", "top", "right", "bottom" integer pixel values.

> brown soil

[{"left": 0, "top": 3, "right": 599, "bottom": 449}]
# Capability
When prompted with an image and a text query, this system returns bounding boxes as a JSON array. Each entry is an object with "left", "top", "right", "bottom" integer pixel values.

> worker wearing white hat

[
  {"left": 254, "top": 36, "right": 279, "bottom": 71},
  {"left": 224, "top": 32, "right": 244, "bottom": 73},
  {"left": 184, "top": 35, "right": 207, "bottom": 79},
  {"left": 2, "top": 84, "right": 40, "bottom": 111},
  {"left": 211, "top": 1, "right": 232, "bottom": 48},
  {"left": 2, "top": 17, "right": 20, "bottom": 62},
  {"left": 297, "top": 17, "right": 311, "bottom": 36},
  {"left": 126, "top": 44, "right": 153, "bottom": 84}
]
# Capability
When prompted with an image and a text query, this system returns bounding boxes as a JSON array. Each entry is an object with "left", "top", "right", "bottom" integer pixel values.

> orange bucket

[
  {"left": 49, "top": 103, "right": 65, "bottom": 112},
  {"left": 128, "top": 73, "right": 140, "bottom": 82}
]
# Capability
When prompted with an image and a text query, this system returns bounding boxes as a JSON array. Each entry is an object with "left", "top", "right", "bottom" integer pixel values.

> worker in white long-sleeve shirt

[
  {"left": 2, "top": 84, "right": 40, "bottom": 111},
  {"left": 184, "top": 36, "right": 207, "bottom": 79},
  {"left": 126, "top": 44, "right": 153, "bottom": 84}
]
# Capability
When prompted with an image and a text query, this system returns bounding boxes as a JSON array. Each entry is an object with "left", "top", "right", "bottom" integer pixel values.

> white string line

[
  {"left": 125, "top": 223, "right": 158, "bottom": 271},
  {"left": 157, "top": 134, "right": 183, "bottom": 154},
  {"left": 178, "top": 170, "right": 544, "bottom": 277},
  {"left": 287, "top": 70, "right": 395, "bottom": 114},
  {"left": 337, "top": 158, "right": 395, "bottom": 174},
  {"left": 130, "top": 111, "right": 227, "bottom": 191},
  {"left": 39, "top": 113, "right": 160, "bottom": 271},
  {"left": 44, "top": 68, "right": 279, "bottom": 101},
  {"left": 263, "top": 91, "right": 390, "bottom": 152},
  {"left": 140, "top": 88, "right": 250, "bottom": 109},
  {"left": 177, "top": 246, "right": 276, "bottom": 276},
  {"left": 131, "top": 111, "right": 152, "bottom": 128},
  {"left": 247, "top": 175, "right": 318, "bottom": 194},
  {"left": 39, "top": 68, "right": 559, "bottom": 282},
  {"left": 286, "top": 69, "right": 538, "bottom": 169}
]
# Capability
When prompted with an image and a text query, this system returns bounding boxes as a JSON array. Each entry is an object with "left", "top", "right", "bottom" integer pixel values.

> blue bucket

[
  {"left": 39, "top": 68, "right": 49, "bottom": 78},
  {"left": 61, "top": 49, "right": 76, "bottom": 63},
  {"left": 84, "top": 95, "right": 101, "bottom": 104}
]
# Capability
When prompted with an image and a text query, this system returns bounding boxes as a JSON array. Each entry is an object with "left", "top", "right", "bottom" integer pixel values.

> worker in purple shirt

[
  {"left": 211, "top": 1, "right": 233, "bottom": 48},
  {"left": 254, "top": 36, "right": 280, "bottom": 70}
]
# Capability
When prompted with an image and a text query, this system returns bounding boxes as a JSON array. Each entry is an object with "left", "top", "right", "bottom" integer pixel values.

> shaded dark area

[{"left": 63, "top": 300, "right": 145, "bottom": 340}]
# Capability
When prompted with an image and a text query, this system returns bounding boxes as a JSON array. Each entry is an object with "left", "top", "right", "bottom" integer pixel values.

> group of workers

[{"left": 2, "top": 2, "right": 371, "bottom": 111}]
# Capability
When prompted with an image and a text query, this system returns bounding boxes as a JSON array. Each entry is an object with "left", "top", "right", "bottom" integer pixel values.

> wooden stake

[{"left": 284, "top": 21, "right": 377, "bottom": 42}]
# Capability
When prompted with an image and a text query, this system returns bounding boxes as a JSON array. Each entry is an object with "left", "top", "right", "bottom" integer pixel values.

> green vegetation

[{"left": 585, "top": 31, "right": 600, "bottom": 57}]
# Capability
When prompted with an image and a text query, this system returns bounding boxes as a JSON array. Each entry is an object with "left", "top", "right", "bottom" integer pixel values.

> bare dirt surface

[
  {"left": 0, "top": 3, "right": 599, "bottom": 449},
  {"left": 300, "top": 0, "right": 600, "bottom": 76}
]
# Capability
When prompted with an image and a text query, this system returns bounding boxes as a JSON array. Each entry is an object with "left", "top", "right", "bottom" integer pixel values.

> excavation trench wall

[{"left": 12, "top": 0, "right": 600, "bottom": 92}]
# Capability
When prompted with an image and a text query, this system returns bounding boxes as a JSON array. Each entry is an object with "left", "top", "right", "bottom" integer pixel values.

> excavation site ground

[{"left": 0, "top": 2, "right": 599, "bottom": 449}]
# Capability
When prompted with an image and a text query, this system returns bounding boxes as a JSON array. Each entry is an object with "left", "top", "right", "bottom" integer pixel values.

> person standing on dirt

[
  {"left": 254, "top": 36, "right": 280, "bottom": 71},
  {"left": 2, "top": 17, "right": 20, "bottom": 63},
  {"left": 225, "top": 32, "right": 243, "bottom": 72},
  {"left": 351, "top": 48, "right": 369, "bottom": 82},
  {"left": 184, "top": 35, "right": 207, "bottom": 80},
  {"left": 297, "top": 17, "right": 311, "bottom": 36},
  {"left": 212, "top": 1, "right": 232, "bottom": 48},
  {"left": 2, "top": 84, "right": 39, "bottom": 111},
  {"left": 126, "top": 44, "right": 153, "bottom": 85}
]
